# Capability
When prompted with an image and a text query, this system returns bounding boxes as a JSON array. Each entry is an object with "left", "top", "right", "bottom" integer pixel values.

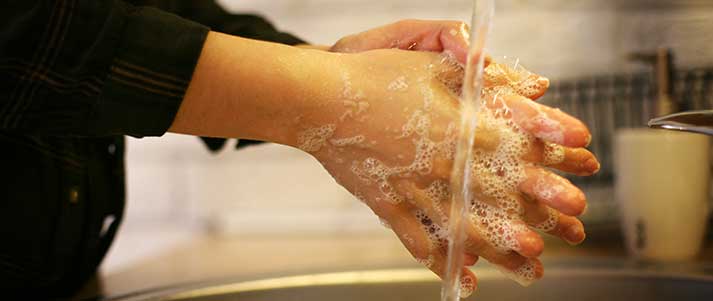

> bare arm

[{"left": 169, "top": 31, "right": 338, "bottom": 145}]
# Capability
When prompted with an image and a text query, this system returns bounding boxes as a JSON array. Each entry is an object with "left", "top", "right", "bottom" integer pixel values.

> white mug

[{"left": 614, "top": 128, "right": 710, "bottom": 261}]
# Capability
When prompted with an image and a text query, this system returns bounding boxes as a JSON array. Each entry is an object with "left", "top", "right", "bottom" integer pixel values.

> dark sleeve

[
  {"left": 156, "top": 0, "right": 305, "bottom": 46},
  {"left": 0, "top": 0, "right": 209, "bottom": 137}
]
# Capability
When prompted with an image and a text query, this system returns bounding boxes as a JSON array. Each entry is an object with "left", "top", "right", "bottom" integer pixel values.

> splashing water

[{"left": 441, "top": 1, "right": 494, "bottom": 300}]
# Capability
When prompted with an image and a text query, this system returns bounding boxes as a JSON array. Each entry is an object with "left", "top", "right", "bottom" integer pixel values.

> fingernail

[
  {"left": 578, "top": 157, "right": 600, "bottom": 176},
  {"left": 536, "top": 76, "right": 550, "bottom": 89},
  {"left": 581, "top": 202, "right": 589, "bottom": 215},
  {"left": 517, "top": 232, "right": 544, "bottom": 257},
  {"left": 588, "top": 157, "right": 601, "bottom": 174},
  {"left": 565, "top": 226, "right": 585, "bottom": 245},
  {"left": 574, "top": 190, "right": 587, "bottom": 216}
]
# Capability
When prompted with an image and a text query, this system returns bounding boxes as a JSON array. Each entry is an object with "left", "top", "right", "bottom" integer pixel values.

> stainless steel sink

[{"left": 108, "top": 260, "right": 713, "bottom": 301}]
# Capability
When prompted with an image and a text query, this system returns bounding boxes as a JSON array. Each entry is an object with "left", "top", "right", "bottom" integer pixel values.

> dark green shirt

[{"left": 0, "top": 0, "right": 302, "bottom": 296}]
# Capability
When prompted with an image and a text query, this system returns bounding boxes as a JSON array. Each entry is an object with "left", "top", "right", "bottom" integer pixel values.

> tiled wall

[{"left": 122, "top": 0, "right": 713, "bottom": 235}]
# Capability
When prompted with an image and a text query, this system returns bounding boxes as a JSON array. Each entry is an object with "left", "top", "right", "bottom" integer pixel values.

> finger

[
  {"left": 547, "top": 213, "right": 586, "bottom": 245},
  {"left": 495, "top": 257, "right": 544, "bottom": 287},
  {"left": 395, "top": 179, "right": 544, "bottom": 260},
  {"left": 430, "top": 21, "right": 470, "bottom": 65},
  {"left": 467, "top": 168, "right": 582, "bottom": 248},
  {"left": 522, "top": 140, "right": 600, "bottom": 176},
  {"left": 484, "top": 54, "right": 493, "bottom": 67},
  {"left": 483, "top": 62, "right": 550, "bottom": 100},
  {"left": 518, "top": 197, "right": 587, "bottom": 245},
  {"left": 374, "top": 201, "right": 443, "bottom": 265},
  {"left": 469, "top": 202, "right": 545, "bottom": 259},
  {"left": 459, "top": 267, "right": 478, "bottom": 297},
  {"left": 331, "top": 20, "right": 471, "bottom": 64},
  {"left": 390, "top": 177, "right": 544, "bottom": 287},
  {"left": 373, "top": 197, "right": 474, "bottom": 268},
  {"left": 458, "top": 204, "right": 545, "bottom": 285},
  {"left": 432, "top": 54, "right": 465, "bottom": 97},
  {"left": 431, "top": 52, "right": 494, "bottom": 100},
  {"left": 512, "top": 72, "right": 550, "bottom": 101},
  {"left": 391, "top": 20, "right": 470, "bottom": 64},
  {"left": 518, "top": 166, "right": 587, "bottom": 216},
  {"left": 463, "top": 253, "right": 479, "bottom": 266},
  {"left": 379, "top": 202, "right": 478, "bottom": 297},
  {"left": 499, "top": 94, "right": 591, "bottom": 147}
]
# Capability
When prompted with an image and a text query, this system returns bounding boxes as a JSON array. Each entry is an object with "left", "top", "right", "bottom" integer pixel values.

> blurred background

[{"left": 98, "top": 0, "right": 713, "bottom": 295}]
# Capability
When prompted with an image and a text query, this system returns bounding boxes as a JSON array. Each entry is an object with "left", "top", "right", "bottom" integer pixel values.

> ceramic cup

[{"left": 614, "top": 128, "right": 710, "bottom": 261}]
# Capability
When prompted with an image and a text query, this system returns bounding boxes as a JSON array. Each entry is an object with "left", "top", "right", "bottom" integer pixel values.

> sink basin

[{"left": 108, "top": 260, "right": 713, "bottom": 301}]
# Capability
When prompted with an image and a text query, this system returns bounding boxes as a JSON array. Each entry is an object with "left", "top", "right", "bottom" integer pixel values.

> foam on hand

[
  {"left": 483, "top": 57, "right": 550, "bottom": 99},
  {"left": 297, "top": 53, "right": 561, "bottom": 288},
  {"left": 297, "top": 124, "right": 336, "bottom": 152}
]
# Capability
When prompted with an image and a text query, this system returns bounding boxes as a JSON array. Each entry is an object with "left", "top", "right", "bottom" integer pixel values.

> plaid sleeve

[{"left": 0, "top": 0, "right": 209, "bottom": 137}]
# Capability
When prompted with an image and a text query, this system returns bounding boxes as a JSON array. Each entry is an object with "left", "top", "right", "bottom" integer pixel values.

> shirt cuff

[{"left": 90, "top": 4, "right": 209, "bottom": 137}]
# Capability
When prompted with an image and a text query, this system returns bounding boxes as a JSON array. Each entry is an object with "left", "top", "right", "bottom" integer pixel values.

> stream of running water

[{"left": 441, "top": 1, "right": 494, "bottom": 300}]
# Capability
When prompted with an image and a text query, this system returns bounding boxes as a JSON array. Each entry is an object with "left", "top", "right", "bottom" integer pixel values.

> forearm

[{"left": 169, "top": 31, "right": 341, "bottom": 146}]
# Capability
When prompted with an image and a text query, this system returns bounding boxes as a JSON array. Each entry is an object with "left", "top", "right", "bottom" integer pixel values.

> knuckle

[
  {"left": 394, "top": 19, "right": 417, "bottom": 28},
  {"left": 449, "top": 20, "right": 468, "bottom": 29}
]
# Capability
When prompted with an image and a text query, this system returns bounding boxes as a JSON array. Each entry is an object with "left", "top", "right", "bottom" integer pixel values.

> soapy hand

[
  {"left": 330, "top": 19, "right": 473, "bottom": 64},
  {"left": 287, "top": 45, "right": 598, "bottom": 296},
  {"left": 171, "top": 22, "right": 597, "bottom": 297}
]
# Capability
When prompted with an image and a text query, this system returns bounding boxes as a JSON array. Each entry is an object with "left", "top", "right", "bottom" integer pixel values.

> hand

[
  {"left": 286, "top": 50, "right": 598, "bottom": 296},
  {"left": 329, "top": 19, "right": 472, "bottom": 64},
  {"left": 172, "top": 31, "right": 598, "bottom": 297}
]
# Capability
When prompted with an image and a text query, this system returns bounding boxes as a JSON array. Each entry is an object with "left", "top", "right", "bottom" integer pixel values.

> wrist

[
  {"left": 170, "top": 31, "right": 345, "bottom": 145},
  {"left": 259, "top": 45, "right": 349, "bottom": 147}
]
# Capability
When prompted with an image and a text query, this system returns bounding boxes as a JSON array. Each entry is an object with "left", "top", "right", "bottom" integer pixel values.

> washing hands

[
  {"left": 319, "top": 20, "right": 600, "bottom": 296},
  {"left": 171, "top": 20, "right": 599, "bottom": 298}
]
